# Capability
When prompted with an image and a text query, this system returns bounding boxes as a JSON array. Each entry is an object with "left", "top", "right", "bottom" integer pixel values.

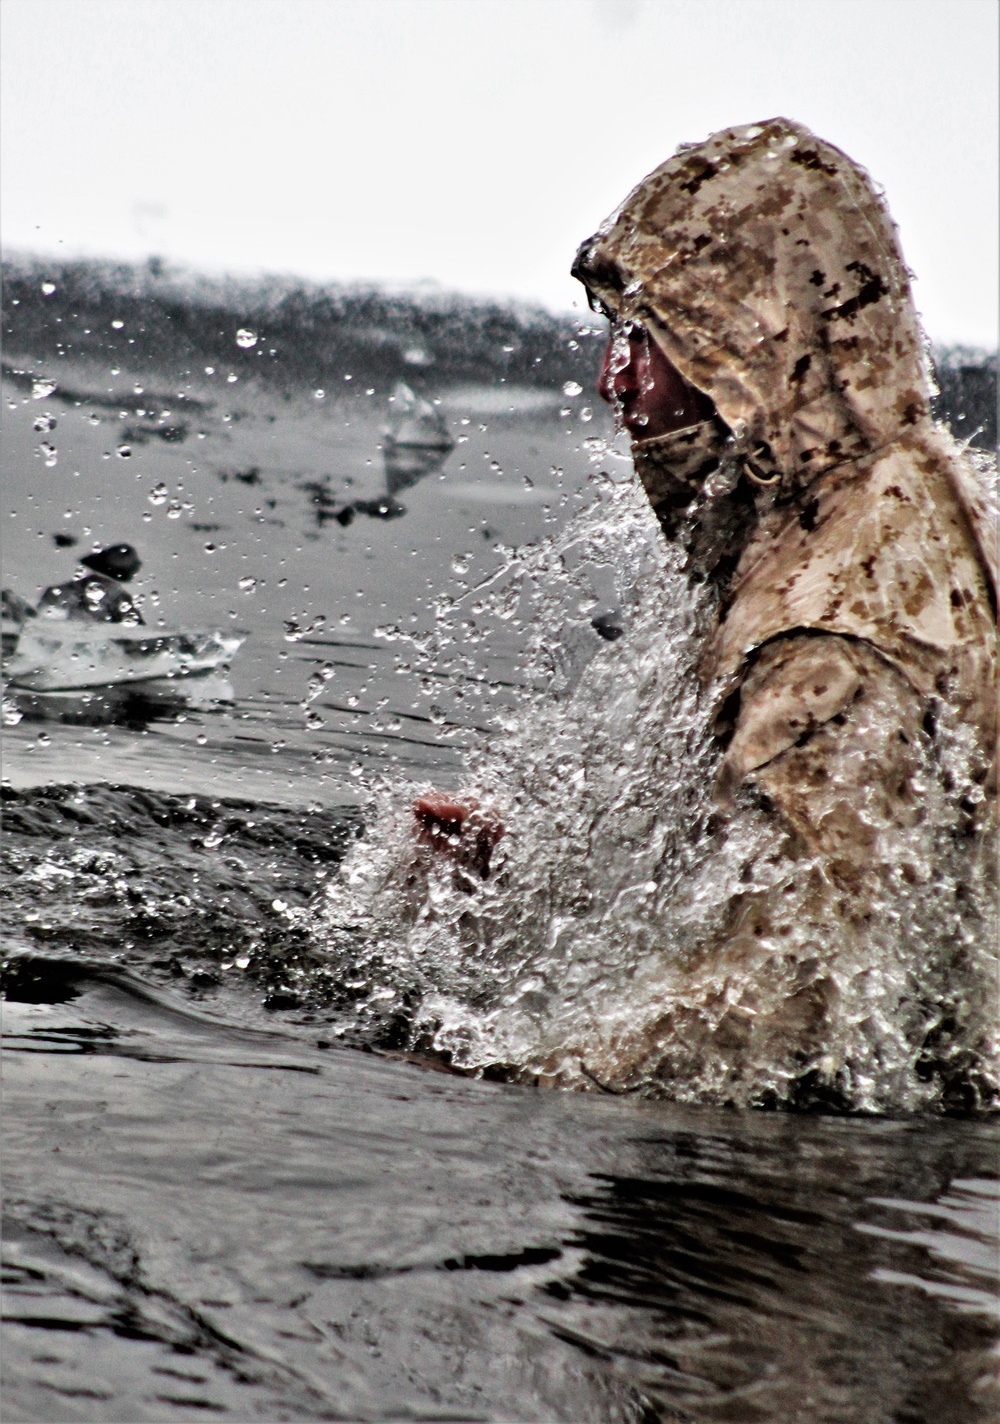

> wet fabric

[
  {"left": 573, "top": 116, "right": 996, "bottom": 795},
  {"left": 572, "top": 118, "right": 998, "bottom": 1105}
]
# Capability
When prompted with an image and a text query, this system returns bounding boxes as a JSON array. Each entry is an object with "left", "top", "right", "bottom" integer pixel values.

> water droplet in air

[
  {"left": 167, "top": 502, "right": 182, "bottom": 518},
  {"left": 41, "top": 281, "right": 56, "bottom": 296},
  {"left": 33, "top": 414, "right": 56, "bottom": 432},
  {"left": 451, "top": 554, "right": 471, "bottom": 574},
  {"left": 227, "top": 373, "right": 238, "bottom": 383},
  {"left": 314, "top": 389, "right": 325, "bottom": 400},
  {"left": 304, "top": 709, "right": 325, "bottom": 730},
  {"left": 428, "top": 705, "right": 446, "bottom": 725},
  {"left": 563, "top": 381, "right": 583, "bottom": 398},
  {"left": 3, "top": 700, "right": 23, "bottom": 726},
  {"left": 235, "top": 954, "right": 251, "bottom": 969},
  {"left": 148, "top": 482, "right": 168, "bottom": 505},
  {"left": 203, "top": 542, "right": 216, "bottom": 553},
  {"left": 204, "top": 366, "right": 215, "bottom": 375},
  {"left": 238, "top": 575, "right": 257, "bottom": 593},
  {"left": 116, "top": 445, "right": 131, "bottom": 458},
  {"left": 195, "top": 733, "right": 207, "bottom": 745},
  {"left": 580, "top": 407, "right": 593, "bottom": 422},
  {"left": 38, "top": 442, "right": 57, "bottom": 466},
  {"left": 111, "top": 319, "right": 124, "bottom": 329},
  {"left": 32, "top": 379, "right": 57, "bottom": 400},
  {"left": 235, "top": 328, "right": 258, "bottom": 348}
]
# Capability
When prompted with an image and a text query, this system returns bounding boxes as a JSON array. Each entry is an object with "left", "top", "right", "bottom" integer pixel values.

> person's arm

[{"left": 716, "top": 633, "right": 929, "bottom": 891}]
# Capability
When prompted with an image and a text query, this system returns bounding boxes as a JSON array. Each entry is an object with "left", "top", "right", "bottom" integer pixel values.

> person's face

[{"left": 598, "top": 323, "right": 713, "bottom": 439}]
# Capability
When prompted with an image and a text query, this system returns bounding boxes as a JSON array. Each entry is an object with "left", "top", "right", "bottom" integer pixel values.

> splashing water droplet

[
  {"left": 33, "top": 414, "right": 56, "bottom": 432},
  {"left": 38, "top": 442, "right": 57, "bottom": 467},
  {"left": 32, "top": 379, "right": 57, "bottom": 400},
  {"left": 238, "top": 576, "right": 257, "bottom": 593},
  {"left": 148, "top": 482, "right": 168, "bottom": 505},
  {"left": 451, "top": 555, "right": 471, "bottom": 575},
  {"left": 235, "top": 328, "right": 258, "bottom": 348},
  {"left": 563, "top": 381, "right": 583, "bottom": 398},
  {"left": 304, "top": 709, "right": 325, "bottom": 731},
  {"left": 580, "top": 407, "right": 593, "bottom": 422},
  {"left": 166, "top": 501, "right": 183, "bottom": 519},
  {"left": 235, "top": 954, "right": 251, "bottom": 970}
]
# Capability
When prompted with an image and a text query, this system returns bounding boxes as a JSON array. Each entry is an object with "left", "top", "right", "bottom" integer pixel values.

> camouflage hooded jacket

[
  {"left": 572, "top": 119, "right": 997, "bottom": 1106},
  {"left": 575, "top": 118, "right": 995, "bottom": 808}
]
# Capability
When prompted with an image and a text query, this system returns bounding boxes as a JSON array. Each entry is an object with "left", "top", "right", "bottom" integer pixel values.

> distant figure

[{"left": 37, "top": 544, "right": 145, "bottom": 625}]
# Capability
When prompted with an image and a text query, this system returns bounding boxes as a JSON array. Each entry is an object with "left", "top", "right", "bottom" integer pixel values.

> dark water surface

[
  {"left": 3, "top": 959, "right": 998, "bottom": 1423},
  {"left": 3, "top": 338, "right": 999, "bottom": 1420}
]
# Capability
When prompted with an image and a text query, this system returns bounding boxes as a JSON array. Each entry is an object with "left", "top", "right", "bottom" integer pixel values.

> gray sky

[{"left": 2, "top": 0, "right": 997, "bottom": 344}]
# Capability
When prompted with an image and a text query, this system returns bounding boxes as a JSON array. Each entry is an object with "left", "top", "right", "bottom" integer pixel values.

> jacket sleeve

[{"left": 715, "top": 634, "right": 929, "bottom": 882}]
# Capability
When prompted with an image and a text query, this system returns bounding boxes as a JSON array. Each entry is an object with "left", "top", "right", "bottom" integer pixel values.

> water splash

[{"left": 311, "top": 462, "right": 998, "bottom": 1112}]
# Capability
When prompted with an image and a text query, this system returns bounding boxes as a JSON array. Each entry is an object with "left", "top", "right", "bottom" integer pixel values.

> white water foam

[{"left": 314, "top": 456, "right": 999, "bottom": 1112}]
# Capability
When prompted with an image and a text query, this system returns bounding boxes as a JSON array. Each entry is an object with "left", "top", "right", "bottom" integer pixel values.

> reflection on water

[
  {"left": 384, "top": 439, "right": 451, "bottom": 497},
  {"left": 302, "top": 433, "right": 454, "bottom": 530},
  {"left": 2, "top": 965, "right": 998, "bottom": 1423}
]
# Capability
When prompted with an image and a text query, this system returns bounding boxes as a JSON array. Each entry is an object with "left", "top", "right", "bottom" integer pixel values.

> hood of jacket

[{"left": 573, "top": 117, "right": 933, "bottom": 487}]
